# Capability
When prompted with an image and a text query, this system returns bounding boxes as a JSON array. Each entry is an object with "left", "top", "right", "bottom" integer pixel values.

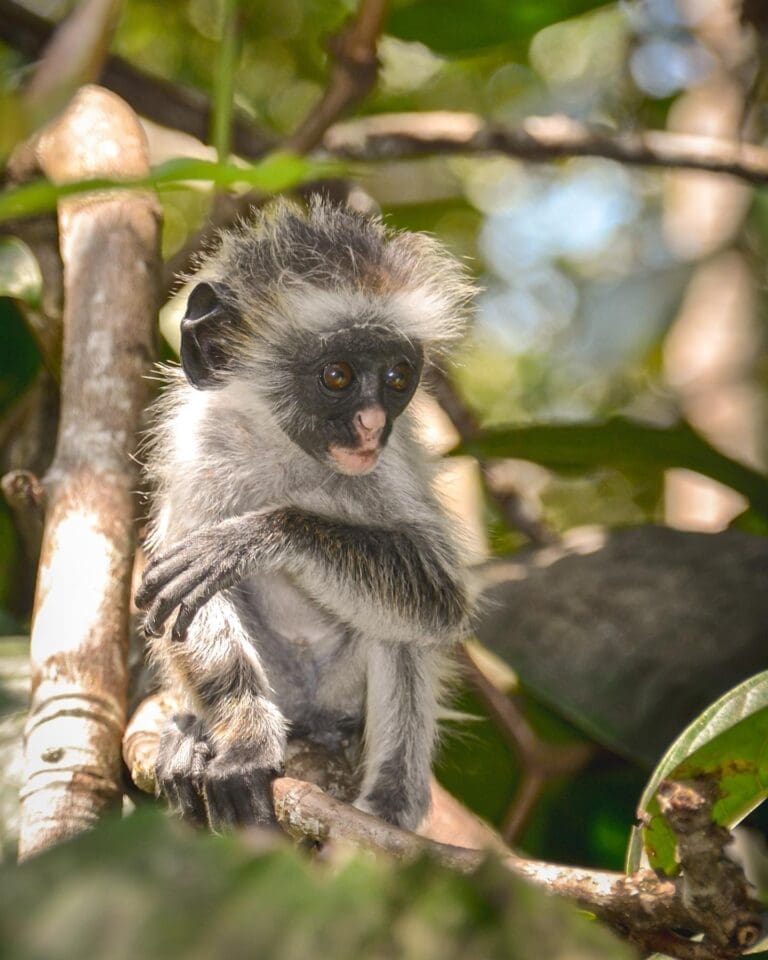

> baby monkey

[{"left": 136, "top": 198, "right": 474, "bottom": 831}]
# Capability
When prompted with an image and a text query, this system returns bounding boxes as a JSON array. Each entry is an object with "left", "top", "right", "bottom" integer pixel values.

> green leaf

[
  {"left": 453, "top": 416, "right": 768, "bottom": 520},
  {"left": 388, "top": 0, "right": 610, "bottom": 55},
  {"left": 210, "top": 0, "right": 242, "bottom": 159},
  {"left": 626, "top": 671, "right": 768, "bottom": 876},
  {"left": 0, "top": 154, "right": 341, "bottom": 223},
  {"left": 0, "top": 238, "right": 43, "bottom": 307}
]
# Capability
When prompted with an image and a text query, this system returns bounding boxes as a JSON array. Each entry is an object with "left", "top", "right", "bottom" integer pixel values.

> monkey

[{"left": 135, "top": 197, "right": 475, "bottom": 832}]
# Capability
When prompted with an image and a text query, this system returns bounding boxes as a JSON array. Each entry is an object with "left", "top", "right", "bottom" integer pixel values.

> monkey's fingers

[
  {"left": 142, "top": 556, "right": 222, "bottom": 636},
  {"left": 204, "top": 769, "right": 276, "bottom": 831},
  {"left": 136, "top": 543, "right": 201, "bottom": 609},
  {"left": 164, "top": 774, "right": 208, "bottom": 825}
]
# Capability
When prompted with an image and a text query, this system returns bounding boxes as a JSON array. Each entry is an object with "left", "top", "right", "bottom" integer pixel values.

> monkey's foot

[
  {"left": 203, "top": 743, "right": 282, "bottom": 831},
  {"left": 353, "top": 783, "right": 430, "bottom": 833}
]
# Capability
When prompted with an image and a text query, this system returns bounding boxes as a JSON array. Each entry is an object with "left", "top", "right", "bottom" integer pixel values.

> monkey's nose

[{"left": 355, "top": 406, "right": 386, "bottom": 439}]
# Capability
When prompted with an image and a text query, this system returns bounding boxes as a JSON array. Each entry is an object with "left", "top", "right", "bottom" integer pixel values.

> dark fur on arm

[{"left": 136, "top": 508, "right": 469, "bottom": 643}]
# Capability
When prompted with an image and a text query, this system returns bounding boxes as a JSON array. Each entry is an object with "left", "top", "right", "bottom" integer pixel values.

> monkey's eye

[
  {"left": 385, "top": 361, "right": 413, "bottom": 393},
  {"left": 321, "top": 361, "right": 354, "bottom": 391}
]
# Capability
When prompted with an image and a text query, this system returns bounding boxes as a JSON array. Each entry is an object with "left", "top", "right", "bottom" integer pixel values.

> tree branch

[
  {"left": 285, "top": 0, "right": 388, "bottom": 154},
  {"left": 122, "top": 693, "right": 761, "bottom": 960},
  {"left": 17, "top": 85, "right": 161, "bottom": 861},
  {"left": 457, "top": 644, "right": 593, "bottom": 842},
  {"left": 429, "top": 370, "right": 556, "bottom": 546},
  {"left": 324, "top": 111, "right": 768, "bottom": 186}
]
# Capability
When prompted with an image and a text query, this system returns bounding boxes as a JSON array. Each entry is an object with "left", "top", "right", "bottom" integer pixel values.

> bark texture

[{"left": 17, "top": 85, "right": 161, "bottom": 860}]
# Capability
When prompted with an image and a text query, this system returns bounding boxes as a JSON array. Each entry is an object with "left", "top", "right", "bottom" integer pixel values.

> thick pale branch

[{"left": 17, "top": 85, "right": 161, "bottom": 860}]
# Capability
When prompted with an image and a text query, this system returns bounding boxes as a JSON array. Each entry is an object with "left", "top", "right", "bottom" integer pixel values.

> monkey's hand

[
  {"left": 203, "top": 743, "right": 280, "bottom": 831},
  {"left": 156, "top": 716, "right": 280, "bottom": 830},
  {"left": 137, "top": 515, "right": 262, "bottom": 640},
  {"left": 155, "top": 713, "right": 212, "bottom": 825}
]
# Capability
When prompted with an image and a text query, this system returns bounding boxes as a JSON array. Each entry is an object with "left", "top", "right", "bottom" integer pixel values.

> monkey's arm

[
  {"left": 136, "top": 508, "right": 469, "bottom": 644},
  {"left": 150, "top": 593, "right": 287, "bottom": 828}
]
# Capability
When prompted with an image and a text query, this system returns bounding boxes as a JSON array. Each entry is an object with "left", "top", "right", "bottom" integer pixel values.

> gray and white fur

[{"left": 136, "top": 197, "right": 475, "bottom": 831}]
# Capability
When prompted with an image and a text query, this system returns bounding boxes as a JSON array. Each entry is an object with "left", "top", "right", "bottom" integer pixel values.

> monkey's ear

[{"left": 180, "top": 281, "right": 236, "bottom": 390}]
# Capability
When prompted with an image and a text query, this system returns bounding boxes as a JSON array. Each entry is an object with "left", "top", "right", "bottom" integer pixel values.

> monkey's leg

[
  {"left": 154, "top": 593, "right": 287, "bottom": 830},
  {"left": 355, "top": 643, "right": 440, "bottom": 831}
]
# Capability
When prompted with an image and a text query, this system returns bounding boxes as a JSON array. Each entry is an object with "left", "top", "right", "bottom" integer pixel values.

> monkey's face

[
  {"left": 178, "top": 282, "right": 423, "bottom": 476},
  {"left": 282, "top": 326, "right": 423, "bottom": 476}
]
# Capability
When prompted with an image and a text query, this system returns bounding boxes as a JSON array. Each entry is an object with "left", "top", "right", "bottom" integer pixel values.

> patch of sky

[{"left": 478, "top": 160, "right": 642, "bottom": 277}]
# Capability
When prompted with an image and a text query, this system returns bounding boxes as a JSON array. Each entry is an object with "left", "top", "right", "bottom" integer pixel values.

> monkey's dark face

[
  {"left": 178, "top": 282, "right": 423, "bottom": 476},
  {"left": 284, "top": 327, "right": 423, "bottom": 476}
]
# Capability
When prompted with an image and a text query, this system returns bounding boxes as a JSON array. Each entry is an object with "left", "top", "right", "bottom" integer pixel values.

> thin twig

[
  {"left": 657, "top": 779, "right": 762, "bottom": 952},
  {"left": 285, "top": 0, "right": 388, "bottom": 154},
  {"left": 458, "top": 645, "right": 593, "bottom": 842},
  {"left": 429, "top": 370, "right": 556, "bottom": 547}
]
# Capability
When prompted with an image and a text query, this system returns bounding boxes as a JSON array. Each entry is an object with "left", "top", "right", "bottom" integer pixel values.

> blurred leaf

[
  {"left": 435, "top": 686, "right": 520, "bottom": 826},
  {"left": 524, "top": 762, "right": 646, "bottom": 871},
  {"left": 0, "top": 91, "right": 26, "bottom": 164},
  {"left": 454, "top": 417, "right": 768, "bottom": 519},
  {"left": 0, "top": 297, "right": 42, "bottom": 414},
  {"left": 0, "top": 807, "right": 634, "bottom": 960},
  {"left": 626, "top": 672, "right": 768, "bottom": 876},
  {"left": 0, "top": 237, "right": 43, "bottom": 307},
  {"left": 475, "top": 527, "right": 768, "bottom": 767},
  {"left": 0, "top": 153, "right": 341, "bottom": 223},
  {"left": 388, "top": 0, "right": 610, "bottom": 55}
]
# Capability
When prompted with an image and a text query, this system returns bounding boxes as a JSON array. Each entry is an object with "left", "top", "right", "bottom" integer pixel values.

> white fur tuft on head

[{"left": 192, "top": 196, "right": 475, "bottom": 364}]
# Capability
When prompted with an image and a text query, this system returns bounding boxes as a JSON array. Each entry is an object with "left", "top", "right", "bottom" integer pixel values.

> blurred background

[{"left": 1, "top": 0, "right": 767, "bottom": 927}]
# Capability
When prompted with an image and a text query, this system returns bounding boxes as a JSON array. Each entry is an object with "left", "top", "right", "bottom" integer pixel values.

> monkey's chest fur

[{"left": 235, "top": 569, "right": 367, "bottom": 748}]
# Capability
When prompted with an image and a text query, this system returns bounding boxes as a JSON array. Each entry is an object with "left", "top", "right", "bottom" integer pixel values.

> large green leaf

[
  {"left": 1, "top": 807, "right": 634, "bottom": 960},
  {"left": 453, "top": 417, "right": 768, "bottom": 519},
  {"left": 388, "top": 0, "right": 610, "bottom": 55},
  {"left": 0, "top": 153, "right": 339, "bottom": 223},
  {"left": 626, "top": 671, "right": 768, "bottom": 876}
]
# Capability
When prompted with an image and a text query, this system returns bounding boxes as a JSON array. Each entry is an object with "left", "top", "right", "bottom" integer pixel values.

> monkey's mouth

[{"left": 328, "top": 443, "right": 381, "bottom": 476}]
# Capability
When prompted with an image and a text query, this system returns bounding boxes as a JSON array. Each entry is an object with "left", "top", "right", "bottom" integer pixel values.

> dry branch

[
  {"left": 123, "top": 691, "right": 761, "bottom": 960},
  {"left": 17, "top": 85, "right": 161, "bottom": 860},
  {"left": 325, "top": 111, "right": 768, "bottom": 185}
]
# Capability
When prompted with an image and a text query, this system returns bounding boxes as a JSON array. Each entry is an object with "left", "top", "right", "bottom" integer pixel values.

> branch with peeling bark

[
  {"left": 16, "top": 84, "right": 161, "bottom": 861},
  {"left": 122, "top": 693, "right": 761, "bottom": 960}
]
